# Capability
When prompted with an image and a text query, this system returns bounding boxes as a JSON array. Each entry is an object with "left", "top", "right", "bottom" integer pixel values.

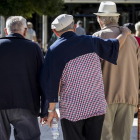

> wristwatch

[{"left": 48, "top": 108, "right": 55, "bottom": 113}]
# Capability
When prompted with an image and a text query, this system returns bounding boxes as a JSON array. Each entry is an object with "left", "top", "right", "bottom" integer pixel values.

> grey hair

[
  {"left": 57, "top": 21, "right": 74, "bottom": 34},
  {"left": 135, "top": 22, "right": 140, "bottom": 37},
  {"left": 98, "top": 16, "right": 119, "bottom": 26},
  {"left": 6, "top": 16, "right": 27, "bottom": 34}
]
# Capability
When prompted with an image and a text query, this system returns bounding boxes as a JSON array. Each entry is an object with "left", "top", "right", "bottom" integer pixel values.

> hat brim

[{"left": 94, "top": 13, "right": 120, "bottom": 16}]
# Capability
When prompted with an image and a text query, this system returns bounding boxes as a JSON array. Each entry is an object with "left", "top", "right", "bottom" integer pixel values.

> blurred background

[{"left": 0, "top": 0, "right": 140, "bottom": 53}]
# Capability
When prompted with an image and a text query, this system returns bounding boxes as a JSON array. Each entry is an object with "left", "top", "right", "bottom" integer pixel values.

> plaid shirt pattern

[{"left": 59, "top": 53, "right": 107, "bottom": 122}]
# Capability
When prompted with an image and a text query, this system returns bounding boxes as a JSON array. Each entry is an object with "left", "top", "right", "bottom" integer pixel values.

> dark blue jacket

[
  {"left": 40, "top": 31, "right": 119, "bottom": 117},
  {"left": 0, "top": 33, "right": 44, "bottom": 116}
]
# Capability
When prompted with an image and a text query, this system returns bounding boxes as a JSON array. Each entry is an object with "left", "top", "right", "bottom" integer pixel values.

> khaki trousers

[{"left": 101, "top": 103, "right": 135, "bottom": 140}]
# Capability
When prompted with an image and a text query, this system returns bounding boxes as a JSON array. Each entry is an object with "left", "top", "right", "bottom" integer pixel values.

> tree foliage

[{"left": 0, "top": 0, "right": 64, "bottom": 18}]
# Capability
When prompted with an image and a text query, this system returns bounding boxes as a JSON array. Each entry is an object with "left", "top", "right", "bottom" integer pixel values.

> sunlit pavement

[
  {"left": 131, "top": 118, "right": 137, "bottom": 140},
  {"left": 10, "top": 105, "right": 137, "bottom": 140}
]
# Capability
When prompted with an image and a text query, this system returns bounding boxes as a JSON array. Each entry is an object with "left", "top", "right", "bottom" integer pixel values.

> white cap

[{"left": 51, "top": 14, "right": 74, "bottom": 31}]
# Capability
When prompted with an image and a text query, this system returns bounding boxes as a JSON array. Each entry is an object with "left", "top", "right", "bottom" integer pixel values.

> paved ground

[{"left": 10, "top": 104, "right": 137, "bottom": 140}]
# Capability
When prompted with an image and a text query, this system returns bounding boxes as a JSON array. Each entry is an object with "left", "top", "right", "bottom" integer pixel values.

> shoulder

[
  {"left": 19, "top": 39, "right": 41, "bottom": 52},
  {"left": 48, "top": 39, "right": 63, "bottom": 57},
  {"left": 32, "top": 29, "right": 36, "bottom": 34},
  {"left": 0, "top": 38, "right": 9, "bottom": 44},
  {"left": 82, "top": 27, "right": 85, "bottom": 31},
  {"left": 49, "top": 39, "right": 60, "bottom": 50},
  {"left": 24, "top": 39, "right": 37, "bottom": 46},
  {"left": 29, "top": 41, "right": 41, "bottom": 51},
  {"left": 76, "top": 26, "right": 80, "bottom": 30},
  {"left": 93, "top": 30, "right": 105, "bottom": 38},
  {"left": 132, "top": 35, "right": 140, "bottom": 47},
  {"left": 127, "top": 34, "right": 138, "bottom": 43},
  {"left": 125, "top": 35, "right": 139, "bottom": 49},
  {"left": 135, "top": 36, "right": 140, "bottom": 43}
]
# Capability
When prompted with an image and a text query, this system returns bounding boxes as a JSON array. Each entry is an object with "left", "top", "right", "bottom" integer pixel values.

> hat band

[{"left": 98, "top": 12, "right": 117, "bottom": 13}]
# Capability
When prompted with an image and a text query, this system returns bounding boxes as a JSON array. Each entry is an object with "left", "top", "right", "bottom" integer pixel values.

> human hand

[
  {"left": 40, "top": 117, "right": 47, "bottom": 126},
  {"left": 120, "top": 27, "right": 131, "bottom": 36},
  {"left": 135, "top": 107, "right": 138, "bottom": 114},
  {"left": 135, "top": 104, "right": 140, "bottom": 114},
  {"left": 46, "top": 111, "right": 59, "bottom": 128}
]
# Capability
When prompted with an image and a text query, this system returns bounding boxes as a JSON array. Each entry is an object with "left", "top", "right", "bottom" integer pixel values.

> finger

[
  {"left": 40, "top": 118, "right": 42, "bottom": 124},
  {"left": 55, "top": 114, "right": 59, "bottom": 121},
  {"left": 54, "top": 111, "right": 59, "bottom": 121},
  {"left": 42, "top": 120, "right": 47, "bottom": 126},
  {"left": 47, "top": 114, "right": 54, "bottom": 122},
  {"left": 56, "top": 116, "right": 59, "bottom": 121},
  {"left": 48, "top": 121, "right": 51, "bottom": 128},
  {"left": 45, "top": 120, "right": 51, "bottom": 128}
]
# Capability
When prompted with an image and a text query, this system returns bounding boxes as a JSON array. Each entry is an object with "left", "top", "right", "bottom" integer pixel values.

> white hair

[
  {"left": 56, "top": 21, "right": 74, "bottom": 34},
  {"left": 6, "top": 16, "right": 27, "bottom": 34},
  {"left": 98, "top": 16, "right": 119, "bottom": 26},
  {"left": 135, "top": 22, "right": 140, "bottom": 37}
]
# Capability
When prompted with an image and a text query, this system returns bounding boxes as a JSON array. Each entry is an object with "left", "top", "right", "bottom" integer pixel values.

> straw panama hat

[{"left": 94, "top": 1, "right": 120, "bottom": 16}]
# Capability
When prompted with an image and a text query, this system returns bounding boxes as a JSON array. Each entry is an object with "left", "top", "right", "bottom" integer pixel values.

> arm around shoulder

[
  {"left": 116, "top": 27, "right": 131, "bottom": 50},
  {"left": 91, "top": 36, "right": 119, "bottom": 65}
]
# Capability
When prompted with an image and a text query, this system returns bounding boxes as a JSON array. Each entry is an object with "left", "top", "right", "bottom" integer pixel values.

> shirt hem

[
  {"left": 60, "top": 112, "right": 106, "bottom": 122},
  {"left": 47, "top": 98, "right": 58, "bottom": 102},
  {"left": 107, "top": 101, "right": 138, "bottom": 106}
]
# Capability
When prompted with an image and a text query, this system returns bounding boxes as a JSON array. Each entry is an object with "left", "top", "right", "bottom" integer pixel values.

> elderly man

[
  {"left": 124, "top": 23, "right": 140, "bottom": 47},
  {"left": 75, "top": 20, "right": 86, "bottom": 35},
  {"left": 26, "top": 22, "right": 37, "bottom": 42},
  {"left": 0, "top": 16, "right": 43, "bottom": 140},
  {"left": 93, "top": 1, "right": 140, "bottom": 140},
  {"left": 135, "top": 21, "right": 140, "bottom": 38},
  {"left": 40, "top": 14, "right": 130, "bottom": 140}
]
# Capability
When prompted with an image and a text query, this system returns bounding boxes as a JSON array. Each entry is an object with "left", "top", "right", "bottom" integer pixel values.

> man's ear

[
  {"left": 97, "top": 16, "right": 100, "bottom": 23},
  {"left": 23, "top": 28, "right": 28, "bottom": 38},
  {"left": 74, "top": 24, "right": 77, "bottom": 32},
  {"left": 97, "top": 16, "right": 103, "bottom": 28},
  {"left": 118, "top": 16, "right": 120, "bottom": 21},
  {"left": 53, "top": 29, "right": 59, "bottom": 37},
  {"left": 4, "top": 28, "right": 8, "bottom": 35}
]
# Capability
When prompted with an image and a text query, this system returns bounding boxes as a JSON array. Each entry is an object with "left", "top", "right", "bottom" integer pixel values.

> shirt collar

[
  {"left": 102, "top": 23, "right": 119, "bottom": 30},
  {"left": 6, "top": 33, "right": 25, "bottom": 39},
  {"left": 77, "top": 25, "right": 81, "bottom": 27},
  {"left": 61, "top": 31, "right": 77, "bottom": 38}
]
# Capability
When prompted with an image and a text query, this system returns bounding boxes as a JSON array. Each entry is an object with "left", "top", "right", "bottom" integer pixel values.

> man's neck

[
  {"left": 59, "top": 30, "right": 74, "bottom": 37},
  {"left": 101, "top": 22, "right": 117, "bottom": 29},
  {"left": 10, "top": 32, "right": 24, "bottom": 37}
]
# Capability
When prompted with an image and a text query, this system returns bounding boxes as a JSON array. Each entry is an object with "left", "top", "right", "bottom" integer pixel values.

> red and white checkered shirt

[{"left": 59, "top": 53, "right": 107, "bottom": 122}]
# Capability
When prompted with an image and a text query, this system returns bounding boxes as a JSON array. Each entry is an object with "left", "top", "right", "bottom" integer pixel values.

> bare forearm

[
  {"left": 49, "top": 103, "right": 56, "bottom": 110},
  {"left": 33, "top": 36, "right": 37, "bottom": 42},
  {"left": 116, "top": 32, "right": 128, "bottom": 50}
]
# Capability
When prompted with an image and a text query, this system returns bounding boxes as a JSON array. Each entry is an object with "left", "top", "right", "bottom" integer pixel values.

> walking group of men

[{"left": 0, "top": 1, "right": 139, "bottom": 140}]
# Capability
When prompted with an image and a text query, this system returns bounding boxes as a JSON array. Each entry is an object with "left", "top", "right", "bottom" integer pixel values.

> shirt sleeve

[
  {"left": 83, "top": 29, "right": 86, "bottom": 35},
  {"left": 35, "top": 44, "right": 48, "bottom": 117},
  {"left": 40, "top": 48, "right": 61, "bottom": 103},
  {"left": 40, "top": 94, "right": 49, "bottom": 117},
  {"left": 91, "top": 36, "right": 119, "bottom": 65},
  {"left": 33, "top": 30, "right": 36, "bottom": 36},
  {"left": 35, "top": 44, "right": 44, "bottom": 97}
]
